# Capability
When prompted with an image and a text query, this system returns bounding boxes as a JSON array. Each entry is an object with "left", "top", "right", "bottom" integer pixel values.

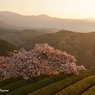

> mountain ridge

[
  {"left": 1, "top": 11, "right": 95, "bottom": 20},
  {"left": 0, "top": 11, "right": 95, "bottom": 32}
]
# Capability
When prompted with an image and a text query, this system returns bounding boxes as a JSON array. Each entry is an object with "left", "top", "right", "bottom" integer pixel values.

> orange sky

[{"left": 0, "top": 0, "right": 95, "bottom": 19}]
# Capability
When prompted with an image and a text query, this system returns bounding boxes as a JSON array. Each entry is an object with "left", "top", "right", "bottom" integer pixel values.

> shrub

[
  {"left": 0, "top": 80, "right": 28, "bottom": 95},
  {"left": 54, "top": 75, "right": 95, "bottom": 95},
  {"left": 0, "top": 78, "right": 18, "bottom": 87},
  {"left": 6, "top": 74, "right": 72, "bottom": 95},
  {"left": 0, "top": 74, "right": 51, "bottom": 95},
  {"left": 82, "top": 85, "right": 95, "bottom": 95},
  {"left": 28, "top": 75, "right": 82, "bottom": 95},
  {"left": 27, "top": 75, "right": 50, "bottom": 83}
]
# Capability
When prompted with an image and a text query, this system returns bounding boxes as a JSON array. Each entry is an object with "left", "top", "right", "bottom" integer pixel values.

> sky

[{"left": 0, "top": 0, "right": 95, "bottom": 19}]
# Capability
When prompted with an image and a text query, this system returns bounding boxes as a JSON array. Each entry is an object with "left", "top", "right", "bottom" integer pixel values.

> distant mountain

[
  {"left": 0, "top": 20, "right": 24, "bottom": 29},
  {"left": 0, "top": 20, "right": 7, "bottom": 28},
  {"left": 0, "top": 11, "right": 95, "bottom": 32},
  {"left": 83, "top": 18, "right": 95, "bottom": 22},
  {"left": 0, "top": 39, "right": 17, "bottom": 56},
  {"left": 20, "top": 30, "right": 95, "bottom": 67},
  {"left": 0, "top": 20, "right": 14, "bottom": 29}
]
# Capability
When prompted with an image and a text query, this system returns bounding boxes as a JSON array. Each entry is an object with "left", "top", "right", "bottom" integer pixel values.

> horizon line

[{"left": 0, "top": 11, "right": 95, "bottom": 20}]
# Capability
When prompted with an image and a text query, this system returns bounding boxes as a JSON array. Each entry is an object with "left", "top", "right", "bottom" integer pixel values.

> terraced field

[{"left": 0, "top": 74, "right": 95, "bottom": 95}]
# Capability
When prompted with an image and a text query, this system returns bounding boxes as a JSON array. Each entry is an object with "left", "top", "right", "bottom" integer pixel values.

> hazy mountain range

[{"left": 0, "top": 11, "right": 95, "bottom": 32}]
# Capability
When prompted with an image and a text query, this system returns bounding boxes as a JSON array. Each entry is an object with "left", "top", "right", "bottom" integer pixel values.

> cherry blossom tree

[{"left": 0, "top": 43, "right": 86, "bottom": 80}]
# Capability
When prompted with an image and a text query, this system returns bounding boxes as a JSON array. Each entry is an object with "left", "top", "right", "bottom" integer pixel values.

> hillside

[
  {"left": 0, "top": 21, "right": 10, "bottom": 28},
  {"left": 0, "top": 11, "right": 95, "bottom": 32},
  {"left": 0, "top": 29, "right": 50, "bottom": 46},
  {"left": 0, "top": 20, "right": 21, "bottom": 29},
  {"left": 20, "top": 30, "right": 95, "bottom": 67},
  {"left": 0, "top": 39, "right": 17, "bottom": 56}
]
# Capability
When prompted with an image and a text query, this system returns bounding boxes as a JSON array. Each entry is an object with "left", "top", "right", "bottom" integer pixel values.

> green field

[{"left": 0, "top": 74, "right": 95, "bottom": 95}]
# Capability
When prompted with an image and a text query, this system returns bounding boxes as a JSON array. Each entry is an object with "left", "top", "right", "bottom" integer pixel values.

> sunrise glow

[{"left": 0, "top": 0, "right": 95, "bottom": 19}]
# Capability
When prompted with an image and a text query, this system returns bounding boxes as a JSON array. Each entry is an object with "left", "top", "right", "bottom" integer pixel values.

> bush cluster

[
  {"left": 28, "top": 75, "right": 82, "bottom": 95},
  {"left": 55, "top": 75, "right": 95, "bottom": 95},
  {"left": 82, "top": 85, "right": 95, "bottom": 95},
  {"left": 6, "top": 74, "right": 71, "bottom": 95}
]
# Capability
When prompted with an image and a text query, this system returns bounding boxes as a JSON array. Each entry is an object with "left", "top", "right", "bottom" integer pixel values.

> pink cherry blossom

[{"left": 0, "top": 43, "right": 86, "bottom": 81}]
